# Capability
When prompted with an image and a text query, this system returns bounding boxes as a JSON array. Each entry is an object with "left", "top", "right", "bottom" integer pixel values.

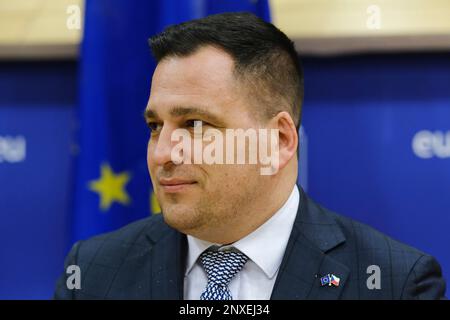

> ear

[{"left": 268, "top": 111, "right": 298, "bottom": 171}]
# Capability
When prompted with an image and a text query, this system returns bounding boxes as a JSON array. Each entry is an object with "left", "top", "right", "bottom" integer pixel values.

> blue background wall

[
  {"left": 0, "top": 53, "right": 449, "bottom": 298},
  {"left": 0, "top": 61, "right": 77, "bottom": 299}
]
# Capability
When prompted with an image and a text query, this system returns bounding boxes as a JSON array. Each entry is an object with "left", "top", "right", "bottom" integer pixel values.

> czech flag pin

[{"left": 320, "top": 274, "right": 340, "bottom": 287}]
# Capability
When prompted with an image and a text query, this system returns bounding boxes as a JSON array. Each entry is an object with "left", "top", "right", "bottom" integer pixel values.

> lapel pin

[{"left": 320, "top": 274, "right": 340, "bottom": 287}]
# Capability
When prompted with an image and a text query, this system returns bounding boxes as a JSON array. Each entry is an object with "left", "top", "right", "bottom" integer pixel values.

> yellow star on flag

[
  {"left": 151, "top": 191, "right": 161, "bottom": 214},
  {"left": 89, "top": 163, "right": 131, "bottom": 211}
]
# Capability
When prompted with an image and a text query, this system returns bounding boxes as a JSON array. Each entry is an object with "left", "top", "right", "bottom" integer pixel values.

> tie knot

[{"left": 200, "top": 249, "right": 248, "bottom": 286}]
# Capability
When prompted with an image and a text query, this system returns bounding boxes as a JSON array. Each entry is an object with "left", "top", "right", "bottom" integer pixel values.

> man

[{"left": 55, "top": 12, "right": 446, "bottom": 299}]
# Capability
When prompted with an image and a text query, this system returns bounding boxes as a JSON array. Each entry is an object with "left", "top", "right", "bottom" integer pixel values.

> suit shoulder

[
  {"left": 330, "top": 208, "right": 425, "bottom": 260},
  {"left": 74, "top": 214, "right": 165, "bottom": 264},
  {"left": 306, "top": 197, "right": 446, "bottom": 299}
]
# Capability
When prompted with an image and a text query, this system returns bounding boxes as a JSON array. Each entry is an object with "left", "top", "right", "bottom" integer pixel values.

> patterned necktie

[{"left": 199, "top": 248, "right": 249, "bottom": 300}]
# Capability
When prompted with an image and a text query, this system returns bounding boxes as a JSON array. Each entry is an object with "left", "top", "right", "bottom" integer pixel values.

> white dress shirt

[{"left": 184, "top": 184, "right": 300, "bottom": 300}]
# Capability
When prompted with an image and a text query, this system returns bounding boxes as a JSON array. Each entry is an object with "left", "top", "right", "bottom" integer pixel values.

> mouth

[{"left": 159, "top": 179, "right": 197, "bottom": 193}]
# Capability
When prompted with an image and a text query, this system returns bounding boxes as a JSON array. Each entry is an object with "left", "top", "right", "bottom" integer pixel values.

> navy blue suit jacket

[{"left": 54, "top": 187, "right": 447, "bottom": 299}]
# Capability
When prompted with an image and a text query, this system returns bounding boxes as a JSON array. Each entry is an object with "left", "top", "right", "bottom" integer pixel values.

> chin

[{"left": 161, "top": 203, "right": 202, "bottom": 233}]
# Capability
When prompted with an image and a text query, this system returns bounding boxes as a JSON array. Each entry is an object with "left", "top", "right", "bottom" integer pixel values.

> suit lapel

[
  {"left": 144, "top": 216, "right": 186, "bottom": 299},
  {"left": 101, "top": 216, "right": 185, "bottom": 300},
  {"left": 271, "top": 187, "right": 350, "bottom": 300}
]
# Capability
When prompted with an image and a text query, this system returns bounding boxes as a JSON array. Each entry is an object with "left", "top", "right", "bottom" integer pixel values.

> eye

[
  {"left": 185, "top": 119, "right": 207, "bottom": 128},
  {"left": 147, "top": 121, "right": 162, "bottom": 133}
]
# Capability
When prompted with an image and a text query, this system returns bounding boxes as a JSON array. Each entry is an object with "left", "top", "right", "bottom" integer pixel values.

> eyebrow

[{"left": 143, "top": 106, "right": 226, "bottom": 126}]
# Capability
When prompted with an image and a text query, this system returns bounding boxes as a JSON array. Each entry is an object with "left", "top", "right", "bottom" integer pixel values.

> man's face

[{"left": 145, "top": 46, "right": 271, "bottom": 240}]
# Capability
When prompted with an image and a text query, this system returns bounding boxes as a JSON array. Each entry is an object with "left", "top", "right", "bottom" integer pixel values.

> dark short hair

[{"left": 149, "top": 12, "right": 304, "bottom": 130}]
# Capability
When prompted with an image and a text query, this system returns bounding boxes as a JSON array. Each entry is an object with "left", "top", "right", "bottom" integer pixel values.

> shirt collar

[{"left": 185, "top": 184, "right": 300, "bottom": 279}]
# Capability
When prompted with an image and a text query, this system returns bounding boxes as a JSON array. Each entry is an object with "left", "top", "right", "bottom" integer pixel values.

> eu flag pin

[{"left": 320, "top": 274, "right": 340, "bottom": 287}]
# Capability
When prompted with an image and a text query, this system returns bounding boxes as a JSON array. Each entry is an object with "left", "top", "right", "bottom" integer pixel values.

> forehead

[{"left": 148, "top": 46, "right": 239, "bottom": 113}]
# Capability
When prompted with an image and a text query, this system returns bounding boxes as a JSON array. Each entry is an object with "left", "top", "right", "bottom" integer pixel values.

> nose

[{"left": 150, "top": 124, "right": 177, "bottom": 166}]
